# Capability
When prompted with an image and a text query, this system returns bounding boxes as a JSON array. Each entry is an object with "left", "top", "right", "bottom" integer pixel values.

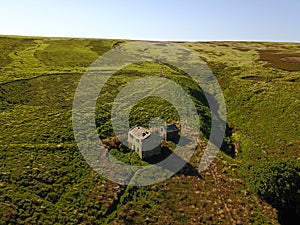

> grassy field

[{"left": 0, "top": 35, "right": 299, "bottom": 224}]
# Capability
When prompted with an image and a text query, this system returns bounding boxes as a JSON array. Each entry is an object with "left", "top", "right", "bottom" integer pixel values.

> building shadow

[
  {"left": 143, "top": 145, "right": 202, "bottom": 178},
  {"left": 177, "top": 135, "right": 192, "bottom": 146}
]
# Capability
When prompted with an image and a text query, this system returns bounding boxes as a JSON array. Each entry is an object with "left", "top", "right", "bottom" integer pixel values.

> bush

[{"left": 243, "top": 159, "right": 300, "bottom": 222}]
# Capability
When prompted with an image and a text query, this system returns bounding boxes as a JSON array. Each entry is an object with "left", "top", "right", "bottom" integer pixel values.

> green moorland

[{"left": 0, "top": 35, "right": 299, "bottom": 225}]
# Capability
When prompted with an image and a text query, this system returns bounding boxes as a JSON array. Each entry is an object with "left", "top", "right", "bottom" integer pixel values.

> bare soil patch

[
  {"left": 258, "top": 50, "right": 300, "bottom": 71},
  {"left": 280, "top": 56, "right": 300, "bottom": 63}
]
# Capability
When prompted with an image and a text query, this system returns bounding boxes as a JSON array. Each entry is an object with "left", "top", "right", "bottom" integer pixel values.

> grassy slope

[
  {"left": 183, "top": 41, "right": 300, "bottom": 156},
  {"left": 182, "top": 42, "right": 300, "bottom": 224},
  {"left": 1, "top": 36, "right": 299, "bottom": 224}
]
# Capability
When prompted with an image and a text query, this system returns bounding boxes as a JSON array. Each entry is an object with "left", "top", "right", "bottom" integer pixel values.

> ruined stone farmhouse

[{"left": 128, "top": 123, "right": 180, "bottom": 159}]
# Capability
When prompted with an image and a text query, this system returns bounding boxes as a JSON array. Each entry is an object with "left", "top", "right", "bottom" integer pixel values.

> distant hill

[{"left": 0, "top": 35, "right": 299, "bottom": 224}]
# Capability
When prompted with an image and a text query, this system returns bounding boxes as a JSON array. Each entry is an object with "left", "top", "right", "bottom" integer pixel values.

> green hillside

[{"left": 0, "top": 36, "right": 299, "bottom": 224}]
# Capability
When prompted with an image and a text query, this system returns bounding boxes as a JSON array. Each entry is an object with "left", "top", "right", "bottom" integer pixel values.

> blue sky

[{"left": 1, "top": 0, "right": 299, "bottom": 42}]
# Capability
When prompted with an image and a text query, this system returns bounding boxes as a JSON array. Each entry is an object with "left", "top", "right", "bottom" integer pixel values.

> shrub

[{"left": 243, "top": 159, "right": 300, "bottom": 221}]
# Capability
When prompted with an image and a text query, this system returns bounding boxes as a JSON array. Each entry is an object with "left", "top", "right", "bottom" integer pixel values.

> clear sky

[{"left": 1, "top": 0, "right": 299, "bottom": 42}]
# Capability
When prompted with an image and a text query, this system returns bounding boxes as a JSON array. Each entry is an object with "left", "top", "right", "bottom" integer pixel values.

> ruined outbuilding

[{"left": 150, "top": 123, "right": 180, "bottom": 143}]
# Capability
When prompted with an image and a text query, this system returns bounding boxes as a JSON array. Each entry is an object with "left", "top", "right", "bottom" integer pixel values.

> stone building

[
  {"left": 150, "top": 123, "right": 180, "bottom": 143},
  {"left": 128, "top": 126, "right": 162, "bottom": 159},
  {"left": 128, "top": 123, "right": 180, "bottom": 159}
]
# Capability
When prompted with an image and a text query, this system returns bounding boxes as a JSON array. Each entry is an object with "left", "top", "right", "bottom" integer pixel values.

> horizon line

[{"left": 1, "top": 33, "right": 299, "bottom": 44}]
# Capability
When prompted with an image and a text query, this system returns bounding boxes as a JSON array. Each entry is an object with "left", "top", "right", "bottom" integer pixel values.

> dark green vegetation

[
  {"left": 0, "top": 36, "right": 299, "bottom": 224},
  {"left": 244, "top": 159, "right": 300, "bottom": 223}
]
